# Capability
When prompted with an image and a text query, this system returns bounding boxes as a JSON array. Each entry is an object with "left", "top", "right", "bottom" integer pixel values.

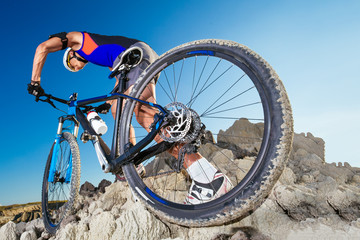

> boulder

[
  {"left": 290, "top": 132, "right": 325, "bottom": 161},
  {"left": 0, "top": 221, "right": 18, "bottom": 240},
  {"left": 217, "top": 118, "right": 263, "bottom": 154},
  {"left": 79, "top": 181, "right": 96, "bottom": 197}
]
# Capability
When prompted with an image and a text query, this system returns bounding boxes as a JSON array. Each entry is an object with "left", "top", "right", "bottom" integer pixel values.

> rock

[
  {"left": 344, "top": 162, "right": 352, "bottom": 168},
  {"left": 327, "top": 185, "right": 360, "bottom": 221},
  {"left": 1, "top": 203, "right": 42, "bottom": 226},
  {"left": 98, "top": 179, "right": 112, "bottom": 194},
  {"left": 217, "top": 118, "right": 263, "bottom": 154},
  {"left": 79, "top": 181, "right": 96, "bottom": 197},
  {"left": 15, "top": 222, "right": 26, "bottom": 236},
  {"left": 352, "top": 175, "right": 360, "bottom": 184},
  {"left": 111, "top": 201, "right": 170, "bottom": 240},
  {"left": 40, "top": 231, "right": 51, "bottom": 239},
  {"left": 20, "top": 229, "right": 37, "bottom": 240},
  {"left": 278, "top": 167, "right": 297, "bottom": 185},
  {"left": 273, "top": 184, "right": 319, "bottom": 220},
  {"left": 301, "top": 174, "right": 314, "bottom": 183},
  {"left": 143, "top": 152, "right": 176, "bottom": 176},
  {"left": 319, "top": 162, "right": 355, "bottom": 184},
  {"left": 199, "top": 143, "right": 221, "bottom": 160},
  {"left": 4, "top": 126, "right": 360, "bottom": 240},
  {"left": 291, "top": 132, "right": 325, "bottom": 161},
  {"left": 97, "top": 182, "right": 128, "bottom": 211},
  {"left": 88, "top": 212, "right": 116, "bottom": 239},
  {"left": 0, "top": 221, "right": 18, "bottom": 240},
  {"left": 25, "top": 218, "right": 44, "bottom": 233}
]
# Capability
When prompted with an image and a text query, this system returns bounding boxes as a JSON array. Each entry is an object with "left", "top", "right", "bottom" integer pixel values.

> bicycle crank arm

[{"left": 92, "top": 136, "right": 111, "bottom": 173}]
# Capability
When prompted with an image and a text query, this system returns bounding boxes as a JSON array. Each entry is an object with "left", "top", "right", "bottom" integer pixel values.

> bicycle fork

[{"left": 48, "top": 116, "right": 79, "bottom": 184}]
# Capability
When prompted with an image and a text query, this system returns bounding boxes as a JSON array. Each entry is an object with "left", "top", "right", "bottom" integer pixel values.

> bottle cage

[{"left": 109, "top": 47, "right": 143, "bottom": 79}]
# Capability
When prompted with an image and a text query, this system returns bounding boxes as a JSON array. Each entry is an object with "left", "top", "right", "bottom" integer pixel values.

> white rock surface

[
  {"left": 0, "top": 221, "right": 18, "bottom": 240},
  {"left": 4, "top": 130, "right": 359, "bottom": 240}
]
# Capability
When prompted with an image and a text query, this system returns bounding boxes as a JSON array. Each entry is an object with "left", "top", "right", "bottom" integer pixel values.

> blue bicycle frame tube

[{"left": 71, "top": 93, "right": 167, "bottom": 115}]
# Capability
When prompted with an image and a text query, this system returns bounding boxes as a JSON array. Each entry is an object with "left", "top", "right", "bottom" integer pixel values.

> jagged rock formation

[
  {"left": 0, "top": 203, "right": 41, "bottom": 226},
  {"left": 1, "top": 120, "right": 359, "bottom": 239}
]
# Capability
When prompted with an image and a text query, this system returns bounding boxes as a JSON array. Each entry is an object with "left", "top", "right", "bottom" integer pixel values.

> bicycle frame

[{"left": 52, "top": 91, "right": 169, "bottom": 175}]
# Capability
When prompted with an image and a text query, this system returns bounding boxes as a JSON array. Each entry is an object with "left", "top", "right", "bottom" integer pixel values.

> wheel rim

[{"left": 122, "top": 44, "right": 271, "bottom": 209}]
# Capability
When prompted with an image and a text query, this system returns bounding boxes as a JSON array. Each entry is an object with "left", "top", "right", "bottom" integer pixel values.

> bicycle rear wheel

[
  {"left": 41, "top": 132, "right": 80, "bottom": 234},
  {"left": 120, "top": 39, "right": 293, "bottom": 226}
]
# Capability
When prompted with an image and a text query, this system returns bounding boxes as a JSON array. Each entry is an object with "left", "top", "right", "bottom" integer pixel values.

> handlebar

[
  {"left": 35, "top": 92, "right": 94, "bottom": 113},
  {"left": 36, "top": 93, "right": 69, "bottom": 105}
]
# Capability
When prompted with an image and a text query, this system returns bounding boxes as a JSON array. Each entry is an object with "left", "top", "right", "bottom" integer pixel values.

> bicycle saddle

[{"left": 109, "top": 47, "right": 143, "bottom": 79}]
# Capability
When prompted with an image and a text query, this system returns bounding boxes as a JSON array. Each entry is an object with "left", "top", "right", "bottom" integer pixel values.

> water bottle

[{"left": 87, "top": 111, "right": 108, "bottom": 135}]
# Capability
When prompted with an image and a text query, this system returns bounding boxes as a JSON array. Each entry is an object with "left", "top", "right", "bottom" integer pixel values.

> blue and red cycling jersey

[{"left": 75, "top": 32, "right": 140, "bottom": 67}]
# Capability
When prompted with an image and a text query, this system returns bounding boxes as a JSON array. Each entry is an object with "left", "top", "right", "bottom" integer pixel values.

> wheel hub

[{"left": 160, "top": 102, "right": 202, "bottom": 143}]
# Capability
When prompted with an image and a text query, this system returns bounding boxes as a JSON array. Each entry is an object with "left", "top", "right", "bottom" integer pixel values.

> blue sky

[{"left": 0, "top": 0, "right": 359, "bottom": 206}]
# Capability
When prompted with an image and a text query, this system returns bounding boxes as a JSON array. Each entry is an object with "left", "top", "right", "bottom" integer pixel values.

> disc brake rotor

[
  {"left": 160, "top": 102, "right": 191, "bottom": 142},
  {"left": 181, "top": 108, "right": 202, "bottom": 143}
]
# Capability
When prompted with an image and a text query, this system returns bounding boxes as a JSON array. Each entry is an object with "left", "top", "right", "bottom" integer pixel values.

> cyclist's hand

[
  {"left": 27, "top": 82, "right": 45, "bottom": 97},
  {"left": 95, "top": 102, "right": 111, "bottom": 114}
]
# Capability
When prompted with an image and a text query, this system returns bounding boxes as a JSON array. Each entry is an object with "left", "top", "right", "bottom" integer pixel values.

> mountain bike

[{"left": 36, "top": 39, "right": 293, "bottom": 234}]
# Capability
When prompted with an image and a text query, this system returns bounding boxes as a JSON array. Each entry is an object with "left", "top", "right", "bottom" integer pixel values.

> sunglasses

[
  {"left": 70, "top": 51, "right": 88, "bottom": 63},
  {"left": 67, "top": 51, "right": 88, "bottom": 71}
]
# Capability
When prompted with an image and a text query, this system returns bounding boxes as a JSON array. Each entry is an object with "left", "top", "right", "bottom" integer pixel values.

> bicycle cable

[{"left": 36, "top": 94, "right": 68, "bottom": 114}]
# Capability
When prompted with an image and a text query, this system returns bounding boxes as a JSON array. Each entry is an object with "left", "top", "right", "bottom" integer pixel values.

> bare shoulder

[{"left": 67, "top": 32, "right": 83, "bottom": 50}]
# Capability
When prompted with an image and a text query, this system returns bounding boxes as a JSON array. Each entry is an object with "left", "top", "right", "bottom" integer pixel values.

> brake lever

[{"left": 37, "top": 94, "right": 56, "bottom": 109}]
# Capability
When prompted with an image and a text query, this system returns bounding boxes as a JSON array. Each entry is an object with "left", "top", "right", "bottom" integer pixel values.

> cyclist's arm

[{"left": 31, "top": 32, "right": 83, "bottom": 83}]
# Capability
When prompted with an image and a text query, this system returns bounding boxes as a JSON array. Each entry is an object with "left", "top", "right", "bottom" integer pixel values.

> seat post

[{"left": 110, "top": 70, "right": 129, "bottom": 159}]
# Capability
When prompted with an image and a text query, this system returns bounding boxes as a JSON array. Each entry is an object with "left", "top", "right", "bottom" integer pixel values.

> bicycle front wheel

[
  {"left": 120, "top": 39, "right": 293, "bottom": 226},
  {"left": 41, "top": 131, "right": 80, "bottom": 234}
]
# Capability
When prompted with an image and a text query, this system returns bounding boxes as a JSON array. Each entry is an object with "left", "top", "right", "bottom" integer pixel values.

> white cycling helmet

[
  {"left": 63, "top": 48, "right": 88, "bottom": 72},
  {"left": 63, "top": 48, "right": 76, "bottom": 72}
]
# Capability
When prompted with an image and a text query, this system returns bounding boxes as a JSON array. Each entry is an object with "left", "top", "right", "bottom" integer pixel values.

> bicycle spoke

[
  {"left": 201, "top": 86, "right": 256, "bottom": 116},
  {"left": 150, "top": 153, "right": 164, "bottom": 190},
  {"left": 191, "top": 56, "right": 197, "bottom": 100},
  {"left": 173, "top": 172, "right": 178, "bottom": 202},
  {"left": 202, "top": 116, "right": 264, "bottom": 121},
  {"left": 157, "top": 80, "right": 173, "bottom": 103},
  {"left": 161, "top": 170, "right": 170, "bottom": 198},
  {"left": 202, "top": 102, "right": 262, "bottom": 117},
  {"left": 163, "top": 70, "right": 176, "bottom": 102},
  {"left": 190, "top": 56, "right": 209, "bottom": 103},
  {"left": 212, "top": 145, "right": 247, "bottom": 174},
  {"left": 201, "top": 73, "right": 246, "bottom": 116},
  {"left": 189, "top": 63, "right": 233, "bottom": 107},
  {"left": 213, "top": 133, "right": 263, "bottom": 141},
  {"left": 187, "top": 58, "right": 222, "bottom": 106},
  {"left": 175, "top": 59, "right": 185, "bottom": 103}
]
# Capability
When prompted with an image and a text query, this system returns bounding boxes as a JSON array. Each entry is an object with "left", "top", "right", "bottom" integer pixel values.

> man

[{"left": 28, "top": 31, "right": 232, "bottom": 204}]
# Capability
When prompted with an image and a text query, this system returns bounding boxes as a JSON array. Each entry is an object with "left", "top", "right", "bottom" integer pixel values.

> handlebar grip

[{"left": 108, "top": 70, "right": 117, "bottom": 79}]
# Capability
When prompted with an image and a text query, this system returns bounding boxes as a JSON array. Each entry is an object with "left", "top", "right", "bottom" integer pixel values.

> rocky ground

[{"left": 1, "top": 129, "right": 359, "bottom": 239}]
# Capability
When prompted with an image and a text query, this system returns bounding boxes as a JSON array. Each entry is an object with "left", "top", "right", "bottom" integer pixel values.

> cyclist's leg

[{"left": 134, "top": 83, "right": 231, "bottom": 203}]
